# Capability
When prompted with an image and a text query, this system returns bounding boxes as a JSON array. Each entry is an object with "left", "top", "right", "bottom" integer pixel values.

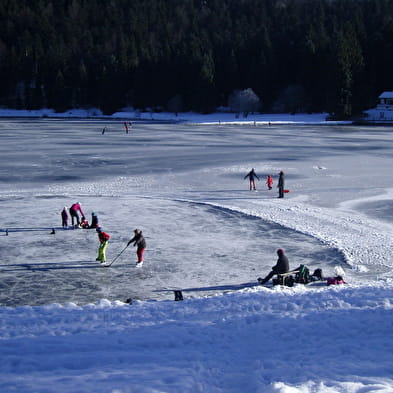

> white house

[{"left": 363, "top": 91, "right": 393, "bottom": 122}]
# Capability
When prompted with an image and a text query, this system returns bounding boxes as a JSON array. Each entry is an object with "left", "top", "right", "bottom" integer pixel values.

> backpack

[
  {"left": 327, "top": 275, "right": 346, "bottom": 286},
  {"left": 273, "top": 274, "right": 294, "bottom": 287},
  {"left": 295, "top": 265, "right": 310, "bottom": 284},
  {"left": 312, "top": 268, "right": 323, "bottom": 280}
]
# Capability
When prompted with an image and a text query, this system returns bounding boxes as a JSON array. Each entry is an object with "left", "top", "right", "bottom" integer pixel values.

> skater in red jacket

[
  {"left": 96, "top": 227, "right": 110, "bottom": 263},
  {"left": 266, "top": 175, "right": 273, "bottom": 190}
]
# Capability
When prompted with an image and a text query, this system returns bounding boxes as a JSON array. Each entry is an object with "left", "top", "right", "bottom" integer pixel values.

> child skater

[
  {"left": 61, "top": 207, "right": 69, "bottom": 228},
  {"left": 266, "top": 175, "right": 273, "bottom": 190}
]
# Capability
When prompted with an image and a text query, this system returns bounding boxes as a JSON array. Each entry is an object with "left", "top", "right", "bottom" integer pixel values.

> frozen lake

[{"left": 1, "top": 119, "right": 392, "bottom": 306}]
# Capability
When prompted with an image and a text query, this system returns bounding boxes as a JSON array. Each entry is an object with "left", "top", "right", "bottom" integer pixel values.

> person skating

[
  {"left": 244, "top": 168, "right": 260, "bottom": 191},
  {"left": 61, "top": 207, "right": 69, "bottom": 228},
  {"left": 258, "top": 249, "right": 289, "bottom": 285},
  {"left": 266, "top": 175, "right": 273, "bottom": 190},
  {"left": 278, "top": 171, "right": 285, "bottom": 198},
  {"left": 69, "top": 202, "right": 85, "bottom": 227},
  {"left": 96, "top": 227, "right": 110, "bottom": 263},
  {"left": 127, "top": 229, "right": 146, "bottom": 265}
]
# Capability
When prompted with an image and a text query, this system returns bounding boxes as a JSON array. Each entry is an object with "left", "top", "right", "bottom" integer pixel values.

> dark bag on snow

[
  {"left": 312, "top": 268, "right": 323, "bottom": 280},
  {"left": 273, "top": 274, "right": 294, "bottom": 287},
  {"left": 295, "top": 265, "right": 310, "bottom": 284}
]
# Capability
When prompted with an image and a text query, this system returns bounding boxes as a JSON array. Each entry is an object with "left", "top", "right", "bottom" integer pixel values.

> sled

[{"left": 283, "top": 189, "right": 290, "bottom": 193}]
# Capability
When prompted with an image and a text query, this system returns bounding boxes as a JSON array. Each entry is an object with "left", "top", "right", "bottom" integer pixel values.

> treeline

[{"left": 0, "top": 0, "right": 392, "bottom": 117}]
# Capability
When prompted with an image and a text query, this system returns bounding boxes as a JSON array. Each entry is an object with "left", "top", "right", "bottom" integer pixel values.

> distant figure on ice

[
  {"left": 127, "top": 228, "right": 146, "bottom": 265},
  {"left": 124, "top": 121, "right": 132, "bottom": 134},
  {"left": 96, "top": 227, "right": 110, "bottom": 263},
  {"left": 61, "top": 207, "right": 69, "bottom": 228},
  {"left": 278, "top": 171, "right": 285, "bottom": 198},
  {"left": 90, "top": 212, "right": 99, "bottom": 229},
  {"left": 244, "top": 168, "right": 260, "bottom": 191},
  {"left": 69, "top": 202, "right": 85, "bottom": 227},
  {"left": 266, "top": 175, "right": 273, "bottom": 190},
  {"left": 258, "top": 249, "right": 289, "bottom": 285}
]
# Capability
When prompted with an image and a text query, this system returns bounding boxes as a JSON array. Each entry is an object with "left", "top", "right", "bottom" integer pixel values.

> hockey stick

[{"left": 104, "top": 244, "right": 129, "bottom": 267}]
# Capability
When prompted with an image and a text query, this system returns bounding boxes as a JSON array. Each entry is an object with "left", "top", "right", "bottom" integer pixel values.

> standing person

[
  {"left": 127, "top": 229, "right": 146, "bottom": 265},
  {"left": 266, "top": 175, "right": 273, "bottom": 190},
  {"left": 90, "top": 212, "right": 99, "bottom": 229},
  {"left": 69, "top": 202, "right": 85, "bottom": 227},
  {"left": 61, "top": 207, "right": 69, "bottom": 228},
  {"left": 258, "top": 249, "right": 289, "bottom": 285},
  {"left": 96, "top": 227, "right": 110, "bottom": 263},
  {"left": 278, "top": 171, "right": 285, "bottom": 198},
  {"left": 124, "top": 121, "right": 129, "bottom": 134},
  {"left": 244, "top": 168, "right": 260, "bottom": 191}
]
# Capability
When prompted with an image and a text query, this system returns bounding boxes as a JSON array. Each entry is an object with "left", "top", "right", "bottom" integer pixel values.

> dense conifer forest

[{"left": 0, "top": 0, "right": 392, "bottom": 117}]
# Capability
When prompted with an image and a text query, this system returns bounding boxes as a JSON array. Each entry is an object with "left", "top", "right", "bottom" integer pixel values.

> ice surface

[
  {"left": 0, "top": 119, "right": 350, "bottom": 306},
  {"left": 1, "top": 116, "right": 393, "bottom": 393}
]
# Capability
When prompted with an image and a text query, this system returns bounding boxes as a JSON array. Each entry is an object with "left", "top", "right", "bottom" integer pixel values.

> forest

[{"left": 0, "top": 0, "right": 392, "bottom": 118}]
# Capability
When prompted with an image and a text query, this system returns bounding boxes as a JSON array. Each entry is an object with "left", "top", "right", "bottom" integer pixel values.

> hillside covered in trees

[{"left": 0, "top": 0, "right": 392, "bottom": 118}]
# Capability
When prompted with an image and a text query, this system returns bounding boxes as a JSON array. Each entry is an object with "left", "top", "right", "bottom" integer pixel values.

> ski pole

[{"left": 106, "top": 244, "right": 129, "bottom": 267}]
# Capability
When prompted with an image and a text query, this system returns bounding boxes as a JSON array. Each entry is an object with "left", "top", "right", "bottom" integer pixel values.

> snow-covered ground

[{"left": 0, "top": 111, "right": 392, "bottom": 393}]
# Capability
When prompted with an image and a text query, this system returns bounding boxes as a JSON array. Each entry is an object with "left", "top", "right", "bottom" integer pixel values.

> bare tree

[{"left": 228, "top": 88, "right": 261, "bottom": 117}]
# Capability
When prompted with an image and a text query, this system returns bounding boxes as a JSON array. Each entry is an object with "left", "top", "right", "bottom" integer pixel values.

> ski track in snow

[{"left": 199, "top": 197, "right": 393, "bottom": 277}]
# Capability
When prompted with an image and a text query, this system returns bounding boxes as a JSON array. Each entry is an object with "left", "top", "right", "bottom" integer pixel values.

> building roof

[{"left": 379, "top": 91, "right": 393, "bottom": 99}]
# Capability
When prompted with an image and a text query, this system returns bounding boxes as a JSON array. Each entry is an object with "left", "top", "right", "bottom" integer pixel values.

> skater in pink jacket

[{"left": 69, "top": 202, "right": 85, "bottom": 227}]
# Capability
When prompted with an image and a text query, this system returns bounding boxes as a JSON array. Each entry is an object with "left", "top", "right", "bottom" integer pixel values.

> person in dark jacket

[
  {"left": 61, "top": 207, "right": 69, "bottom": 228},
  {"left": 127, "top": 228, "right": 146, "bottom": 265},
  {"left": 258, "top": 249, "right": 289, "bottom": 285},
  {"left": 90, "top": 212, "right": 99, "bottom": 229},
  {"left": 244, "top": 168, "right": 260, "bottom": 190},
  {"left": 278, "top": 171, "right": 285, "bottom": 198}
]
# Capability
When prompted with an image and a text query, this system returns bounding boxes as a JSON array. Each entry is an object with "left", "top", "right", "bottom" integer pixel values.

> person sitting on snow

[
  {"left": 80, "top": 216, "right": 89, "bottom": 229},
  {"left": 258, "top": 249, "right": 289, "bottom": 285}
]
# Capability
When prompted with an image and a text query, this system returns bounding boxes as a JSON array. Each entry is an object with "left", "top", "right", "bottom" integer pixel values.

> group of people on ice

[
  {"left": 61, "top": 203, "right": 99, "bottom": 229},
  {"left": 244, "top": 169, "right": 286, "bottom": 198},
  {"left": 61, "top": 202, "right": 146, "bottom": 267},
  {"left": 96, "top": 227, "right": 146, "bottom": 266},
  {"left": 258, "top": 248, "right": 346, "bottom": 287}
]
